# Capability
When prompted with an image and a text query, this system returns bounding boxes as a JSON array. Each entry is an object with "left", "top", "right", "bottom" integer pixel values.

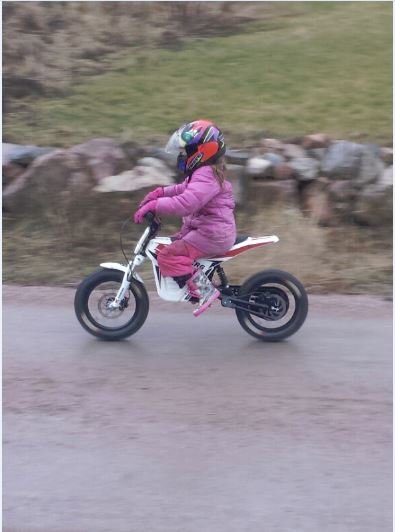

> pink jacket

[{"left": 155, "top": 166, "right": 236, "bottom": 256}]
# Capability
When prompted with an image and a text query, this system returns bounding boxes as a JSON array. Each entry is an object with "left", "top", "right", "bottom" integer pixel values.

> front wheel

[
  {"left": 235, "top": 269, "right": 308, "bottom": 342},
  {"left": 74, "top": 269, "right": 149, "bottom": 340}
]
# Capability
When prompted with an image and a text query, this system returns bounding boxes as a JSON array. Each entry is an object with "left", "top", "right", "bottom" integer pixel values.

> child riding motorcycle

[{"left": 134, "top": 119, "right": 236, "bottom": 316}]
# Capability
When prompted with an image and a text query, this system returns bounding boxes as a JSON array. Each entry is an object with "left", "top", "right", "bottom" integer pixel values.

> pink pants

[{"left": 157, "top": 239, "right": 205, "bottom": 278}]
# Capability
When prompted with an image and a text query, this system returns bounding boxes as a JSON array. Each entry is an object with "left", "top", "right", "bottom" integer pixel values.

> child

[{"left": 134, "top": 120, "right": 236, "bottom": 316}]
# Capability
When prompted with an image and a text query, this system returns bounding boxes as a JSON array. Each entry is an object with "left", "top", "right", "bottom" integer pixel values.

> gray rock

[
  {"left": 327, "top": 180, "right": 359, "bottom": 223},
  {"left": 308, "top": 148, "right": 327, "bottom": 161},
  {"left": 137, "top": 157, "right": 173, "bottom": 173},
  {"left": 225, "top": 149, "right": 250, "bottom": 165},
  {"left": 353, "top": 183, "right": 392, "bottom": 226},
  {"left": 3, "top": 149, "right": 77, "bottom": 212},
  {"left": 121, "top": 141, "right": 144, "bottom": 166},
  {"left": 94, "top": 170, "right": 172, "bottom": 193},
  {"left": 247, "top": 179, "right": 296, "bottom": 208},
  {"left": 2, "top": 162, "right": 25, "bottom": 187},
  {"left": 329, "top": 179, "right": 358, "bottom": 202},
  {"left": 94, "top": 159, "right": 174, "bottom": 193},
  {"left": 263, "top": 152, "right": 285, "bottom": 166},
  {"left": 260, "top": 138, "right": 284, "bottom": 154},
  {"left": 3, "top": 139, "right": 132, "bottom": 213},
  {"left": 273, "top": 163, "right": 296, "bottom": 180},
  {"left": 299, "top": 179, "right": 333, "bottom": 226},
  {"left": 290, "top": 157, "right": 319, "bottom": 181},
  {"left": 302, "top": 134, "right": 331, "bottom": 149},
  {"left": 70, "top": 138, "right": 129, "bottom": 182},
  {"left": 2, "top": 143, "right": 55, "bottom": 166},
  {"left": 376, "top": 166, "right": 393, "bottom": 190},
  {"left": 149, "top": 148, "right": 178, "bottom": 167},
  {"left": 225, "top": 164, "right": 245, "bottom": 204},
  {"left": 282, "top": 144, "right": 306, "bottom": 160},
  {"left": 321, "top": 140, "right": 363, "bottom": 179},
  {"left": 357, "top": 145, "right": 386, "bottom": 186},
  {"left": 246, "top": 156, "right": 273, "bottom": 178},
  {"left": 380, "top": 147, "right": 393, "bottom": 165}
]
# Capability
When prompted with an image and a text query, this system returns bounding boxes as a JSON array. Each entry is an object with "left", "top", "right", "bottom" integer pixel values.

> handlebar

[
  {"left": 144, "top": 211, "right": 161, "bottom": 239},
  {"left": 144, "top": 211, "right": 156, "bottom": 223}
]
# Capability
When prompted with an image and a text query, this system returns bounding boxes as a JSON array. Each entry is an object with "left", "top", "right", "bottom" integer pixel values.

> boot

[{"left": 187, "top": 270, "right": 220, "bottom": 317}]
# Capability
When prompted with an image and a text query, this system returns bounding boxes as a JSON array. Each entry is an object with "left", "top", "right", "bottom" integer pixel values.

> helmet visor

[{"left": 165, "top": 126, "right": 187, "bottom": 155}]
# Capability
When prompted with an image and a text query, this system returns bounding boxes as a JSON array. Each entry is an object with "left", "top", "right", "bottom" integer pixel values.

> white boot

[{"left": 189, "top": 270, "right": 220, "bottom": 317}]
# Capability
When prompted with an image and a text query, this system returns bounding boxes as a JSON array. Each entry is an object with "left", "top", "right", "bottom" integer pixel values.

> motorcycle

[{"left": 74, "top": 214, "right": 308, "bottom": 341}]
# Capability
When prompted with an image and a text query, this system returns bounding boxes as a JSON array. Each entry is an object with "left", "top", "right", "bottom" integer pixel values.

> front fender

[
  {"left": 100, "top": 262, "right": 144, "bottom": 284},
  {"left": 100, "top": 262, "right": 127, "bottom": 273}
]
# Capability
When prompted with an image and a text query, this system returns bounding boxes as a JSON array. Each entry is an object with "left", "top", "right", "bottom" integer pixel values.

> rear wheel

[
  {"left": 235, "top": 269, "right": 308, "bottom": 342},
  {"left": 74, "top": 269, "right": 149, "bottom": 340}
]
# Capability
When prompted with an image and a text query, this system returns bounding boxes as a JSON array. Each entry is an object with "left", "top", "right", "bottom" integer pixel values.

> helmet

[{"left": 165, "top": 119, "right": 226, "bottom": 174}]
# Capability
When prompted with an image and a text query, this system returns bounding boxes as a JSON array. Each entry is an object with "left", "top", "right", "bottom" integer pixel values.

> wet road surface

[{"left": 3, "top": 287, "right": 393, "bottom": 532}]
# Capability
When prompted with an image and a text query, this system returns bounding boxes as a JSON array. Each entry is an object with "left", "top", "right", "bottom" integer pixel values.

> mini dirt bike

[{"left": 74, "top": 214, "right": 308, "bottom": 341}]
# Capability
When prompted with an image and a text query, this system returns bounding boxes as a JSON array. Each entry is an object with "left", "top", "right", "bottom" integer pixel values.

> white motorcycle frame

[{"left": 101, "top": 225, "right": 279, "bottom": 306}]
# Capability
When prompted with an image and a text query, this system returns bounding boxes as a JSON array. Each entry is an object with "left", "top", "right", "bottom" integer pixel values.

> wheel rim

[
  {"left": 243, "top": 282, "right": 300, "bottom": 333},
  {"left": 86, "top": 280, "right": 138, "bottom": 331}
]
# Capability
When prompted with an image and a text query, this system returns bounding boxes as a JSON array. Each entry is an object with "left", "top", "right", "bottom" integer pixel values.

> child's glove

[
  {"left": 134, "top": 200, "right": 157, "bottom": 224},
  {"left": 139, "top": 187, "right": 164, "bottom": 207}
]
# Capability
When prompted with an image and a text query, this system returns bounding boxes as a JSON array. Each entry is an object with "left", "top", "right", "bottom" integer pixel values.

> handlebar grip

[{"left": 144, "top": 211, "right": 155, "bottom": 222}]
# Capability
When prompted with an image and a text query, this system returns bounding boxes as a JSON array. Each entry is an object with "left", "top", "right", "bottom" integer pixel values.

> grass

[
  {"left": 3, "top": 207, "right": 392, "bottom": 297},
  {"left": 4, "top": 2, "right": 392, "bottom": 146},
  {"left": 3, "top": 2, "right": 392, "bottom": 296}
]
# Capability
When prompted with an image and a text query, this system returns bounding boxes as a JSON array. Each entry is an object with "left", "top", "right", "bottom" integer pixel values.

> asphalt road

[{"left": 3, "top": 286, "right": 393, "bottom": 532}]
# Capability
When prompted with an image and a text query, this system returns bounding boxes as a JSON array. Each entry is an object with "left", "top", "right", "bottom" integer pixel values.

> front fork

[{"left": 108, "top": 254, "right": 145, "bottom": 309}]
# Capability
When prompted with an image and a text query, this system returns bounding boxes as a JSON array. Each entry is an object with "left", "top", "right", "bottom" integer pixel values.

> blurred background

[{"left": 2, "top": 1, "right": 393, "bottom": 295}]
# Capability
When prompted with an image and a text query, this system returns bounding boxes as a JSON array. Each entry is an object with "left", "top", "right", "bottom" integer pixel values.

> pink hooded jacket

[{"left": 155, "top": 166, "right": 236, "bottom": 256}]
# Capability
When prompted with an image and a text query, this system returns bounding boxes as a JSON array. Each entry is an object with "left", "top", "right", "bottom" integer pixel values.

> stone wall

[{"left": 3, "top": 134, "right": 393, "bottom": 227}]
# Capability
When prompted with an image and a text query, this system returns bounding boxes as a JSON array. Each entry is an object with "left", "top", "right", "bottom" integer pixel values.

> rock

[
  {"left": 137, "top": 157, "right": 173, "bottom": 173},
  {"left": 2, "top": 172, "right": 30, "bottom": 208},
  {"left": 328, "top": 180, "right": 358, "bottom": 222},
  {"left": 380, "top": 147, "right": 393, "bottom": 165},
  {"left": 225, "top": 164, "right": 245, "bottom": 204},
  {"left": 329, "top": 179, "right": 358, "bottom": 201},
  {"left": 94, "top": 160, "right": 174, "bottom": 193},
  {"left": 321, "top": 140, "right": 363, "bottom": 180},
  {"left": 302, "top": 134, "right": 331, "bottom": 150},
  {"left": 263, "top": 152, "right": 285, "bottom": 166},
  {"left": 273, "top": 163, "right": 296, "bottom": 180},
  {"left": 299, "top": 179, "right": 333, "bottom": 226},
  {"left": 3, "top": 149, "right": 77, "bottom": 212},
  {"left": 357, "top": 145, "right": 386, "bottom": 186},
  {"left": 260, "top": 138, "right": 284, "bottom": 154},
  {"left": 246, "top": 156, "right": 273, "bottom": 178},
  {"left": 121, "top": 141, "right": 144, "bottom": 166},
  {"left": 353, "top": 180, "right": 392, "bottom": 226},
  {"left": 2, "top": 162, "right": 25, "bottom": 187},
  {"left": 69, "top": 138, "right": 130, "bottom": 183},
  {"left": 2, "top": 143, "right": 55, "bottom": 166},
  {"left": 289, "top": 157, "right": 320, "bottom": 181},
  {"left": 282, "top": 144, "right": 306, "bottom": 160},
  {"left": 308, "top": 148, "right": 327, "bottom": 161},
  {"left": 352, "top": 166, "right": 393, "bottom": 225},
  {"left": 225, "top": 149, "right": 250, "bottom": 166},
  {"left": 247, "top": 179, "right": 296, "bottom": 208},
  {"left": 376, "top": 166, "right": 393, "bottom": 190},
  {"left": 2, "top": 142, "right": 169, "bottom": 214},
  {"left": 149, "top": 147, "right": 177, "bottom": 167}
]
